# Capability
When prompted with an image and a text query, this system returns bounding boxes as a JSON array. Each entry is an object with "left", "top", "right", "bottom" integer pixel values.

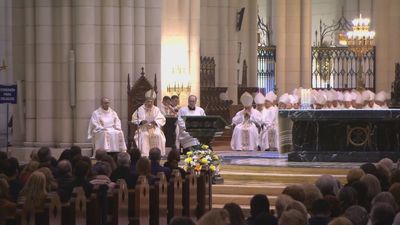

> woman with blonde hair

[
  {"left": 19, "top": 160, "right": 40, "bottom": 185},
  {"left": 19, "top": 171, "right": 48, "bottom": 208},
  {"left": 37, "top": 167, "right": 58, "bottom": 191},
  {"left": 197, "top": 209, "right": 230, "bottom": 225}
]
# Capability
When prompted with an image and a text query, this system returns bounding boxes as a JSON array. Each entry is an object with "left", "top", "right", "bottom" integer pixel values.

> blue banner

[{"left": 0, "top": 85, "right": 17, "bottom": 104}]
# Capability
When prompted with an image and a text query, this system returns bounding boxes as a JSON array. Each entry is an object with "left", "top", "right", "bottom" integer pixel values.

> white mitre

[
  {"left": 362, "top": 90, "right": 375, "bottom": 101},
  {"left": 240, "top": 92, "right": 253, "bottom": 107},
  {"left": 337, "top": 91, "right": 344, "bottom": 101},
  {"left": 355, "top": 93, "right": 364, "bottom": 104},
  {"left": 343, "top": 92, "right": 352, "bottom": 102},
  {"left": 254, "top": 92, "right": 265, "bottom": 104},
  {"left": 315, "top": 93, "right": 327, "bottom": 105},
  {"left": 279, "top": 93, "right": 290, "bottom": 104},
  {"left": 375, "top": 91, "right": 386, "bottom": 102},
  {"left": 145, "top": 89, "right": 157, "bottom": 100},
  {"left": 265, "top": 91, "right": 275, "bottom": 102},
  {"left": 289, "top": 95, "right": 299, "bottom": 104}
]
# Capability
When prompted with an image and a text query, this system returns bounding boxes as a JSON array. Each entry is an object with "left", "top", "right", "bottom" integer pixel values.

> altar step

[{"left": 212, "top": 164, "right": 350, "bottom": 214}]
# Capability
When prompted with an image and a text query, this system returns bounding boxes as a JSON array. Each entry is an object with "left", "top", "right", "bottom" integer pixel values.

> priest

[
  {"left": 231, "top": 92, "right": 262, "bottom": 151},
  {"left": 132, "top": 89, "right": 166, "bottom": 157},
  {"left": 88, "top": 97, "right": 127, "bottom": 153},
  {"left": 260, "top": 92, "right": 279, "bottom": 151}
]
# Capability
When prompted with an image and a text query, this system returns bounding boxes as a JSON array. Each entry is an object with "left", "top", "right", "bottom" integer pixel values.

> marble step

[
  {"left": 220, "top": 164, "right": 350, "bottom": 175},
  {"left": 218, "top": 171, "right": 347, "bottom": 184},
  {"left": 213, "top": 184, "right": 285, "bottom": 196},
  {"left": 213, "top": 194, "right": 277, "bottom": 206}
]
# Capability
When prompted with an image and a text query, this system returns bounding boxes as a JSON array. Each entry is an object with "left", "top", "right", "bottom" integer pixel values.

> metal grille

[
  {"left": 311, "top": 46, "right": 375, "bottom": 90},
  {"left": 257, "top": 46, "right": 276, "bottom": 92}
]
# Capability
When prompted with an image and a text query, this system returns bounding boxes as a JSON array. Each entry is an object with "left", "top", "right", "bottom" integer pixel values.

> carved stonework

[{"left": 391, "top": 63, "right": 400, "bottom": 107}]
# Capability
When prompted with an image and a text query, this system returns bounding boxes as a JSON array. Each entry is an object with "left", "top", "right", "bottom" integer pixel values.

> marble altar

[{"left": 279, "top": 109, "right": 400, "bottom": 162}]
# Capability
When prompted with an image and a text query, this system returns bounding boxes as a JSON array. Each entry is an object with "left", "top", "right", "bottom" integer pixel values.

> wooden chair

[
  {"left": 127, "top": 67, "right": 158, "bottom": 150},
  {"left": 167, "top": 170, "right": 183, "bottom": 222}
]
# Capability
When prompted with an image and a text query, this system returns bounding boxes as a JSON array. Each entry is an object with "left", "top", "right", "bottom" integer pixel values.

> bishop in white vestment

[
  {"left": 231, "top": 92, "right": 262, "bottom": 151},
  {"left": 132, "top": 90, "right": 166, "bottom": 157},
  {"left": 259, "top": 92, "right": 279, "bottom": 151},
  {"left": 88, "top": 97, "right": 127, "bottom": 152}
]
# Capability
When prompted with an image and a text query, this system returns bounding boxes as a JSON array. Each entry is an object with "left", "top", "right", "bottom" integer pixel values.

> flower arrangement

[{"left": 183, "top": 144, "right": 221, "bottom": 174}]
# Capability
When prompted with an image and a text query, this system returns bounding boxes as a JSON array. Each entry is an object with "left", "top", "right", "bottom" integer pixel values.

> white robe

[
  {"left": 88, "top": 107, "right": 127, "bottom": 152},
  {"left": 132, "top": 105, "right": 166, "bottom": 156},
  {"left": 231, "top": 108, "right": 262, "bottom": 151},
  {"left": 177, "top": 106, "right": 206, "bottom": 148},
  {"left": 259, "top": 107, "right": 279, "bottom": 151}
]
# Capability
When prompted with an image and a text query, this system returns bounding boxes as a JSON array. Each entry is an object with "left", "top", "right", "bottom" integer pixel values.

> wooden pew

[
  {"left": 167, "top": 170, "right": 183, "bottom": 222},
  {"left": 150, "top": 173, "right": 168, "bottom": 225},
  {"left": 183, "top": 173, "right": 197, "bottom": 220},
  {"left": 17, "top": 192, "right": 62, "bottom": 225},
  {"left": 133, "top": 175, "right": 150, "bottom": 225},
  {"left": 111, "top": 179, "right": 129, "bottom": 225},
  {"left": 70, "top": 187, "right": 88, "bottom": 225},
  {"left": 197, "top": 168, "right": 212, "bottom": 218}
]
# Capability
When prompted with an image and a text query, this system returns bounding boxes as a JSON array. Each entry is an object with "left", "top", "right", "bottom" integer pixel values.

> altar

[{"left": 279, "top": 109, "right": 400, "bottom": 162}]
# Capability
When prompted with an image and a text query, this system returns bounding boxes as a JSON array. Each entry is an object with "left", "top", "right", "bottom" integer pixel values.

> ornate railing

[
  {"left": 257, "top": 46, "right": 276, "bottom": 92},
  {"left": 311, "top": 46, "right": 375, "bottom": 90}
]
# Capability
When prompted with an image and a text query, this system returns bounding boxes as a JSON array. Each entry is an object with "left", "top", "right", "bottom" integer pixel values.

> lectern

[{"left": 182, "top": 115, "right": 227, "bottom": 147}]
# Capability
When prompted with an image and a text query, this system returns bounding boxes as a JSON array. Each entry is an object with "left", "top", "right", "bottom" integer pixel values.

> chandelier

[
  {"left": 346, "top": 15, "right": 375, "bottom": 57},
  {"left": 346, "top": 14, "right": 375, "bottom": 89}
]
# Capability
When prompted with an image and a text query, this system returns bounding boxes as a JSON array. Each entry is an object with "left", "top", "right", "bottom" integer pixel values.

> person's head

[
  {"left": 144, "top": 98, "right": 154, "bottom": 109},
  {"left": 343, "top": 205, "right": 369, "bottom": 225},
  {"left": 390, "top": 169, "right": 400, "bottom": 185},
  {"left": 20, "top": 160, "right": 40, "bottom": 176},
  {"left": 360, "top": 174, "right": 382, "bottom": 201},
  {"left": 73, "top": 161, "right": 91, "bottom": 179},
  {"left": 101, "top": 97, "right": 110, "bottom": 110},
  {"left": 327, "top": 217, "right": 353, "bottom": 225},
  {"left": 167, "top": 150, "right": 180, "bottom": 163},
  {"left": 58, "top": 149, "right": 72, "bottom": 162},
  {"left": 301, "top": 183, "right": 323, "bottom": 212},
  {"left": 162, "top": 96, "right": 171, "bottom": 105},
  {"left": 3, "top": 158, "right": 19, "bottom": 178},
  {"left": 70, "top": 145, "right": 82, "bottom": 159},
  {"left": 95, "top": 149, "right": 107, "bottom": 161},
  {"left": 360, "top": 163, "right": 377, "bottom": 176},
  {"left": 169, "top": 216, "right": 195, "bottom": 225},
  {"left": 136, "top": 157, "right": 151, "bottom": 176},
  {"left": 389, "top": 183, "right": 400, "bottom": 207},
  {"left": 129, "top": 148, "right": 141, "bottom": 164},
  {"left": 351, "top": 181, "right": 369, "bottom": 209},
  {"left": 58, "top": 160, "right": 72, "bottom": 176},
  {"left": 101, "top": 155, "right": 117, "bottom": 171},
  {"left": 30, "top": 149, "right": 39, "bottom": 161},
  {"left": 250, "top": 194, "right": 270, "bottom": 217},
  {"left": 37, "top": 147, "right": 52, "bottom": 163},
  {"left": 370, "top": 203, "right": 395, "bottom": 225},
  {"left": 223, "top": 202, "right": 245, "bottom": 225},
  {"left": 371, "top": 192, "right": 398, "bottom": 213},
  {"left": 188, "top": 95, "right": 197, "bottom": 108},
  {"left": 37, "top": 167, "right": 58, "bottom": 191},
  {"left": 171, "top": 95, "right": 180, "bottom": 107},
  {"left": 285, "top": 200, "right": 308, "bottom": 222},
  {"left": 20, "top": 171, "right": 48, "bottom": 206},
  {"left": 275, "top": 194, "right": 294, "bottom": 219},
  {"left": 347, "top": 168, "right": 365, "bottom": 185},
  {"left": 278, "top": 209, "right": 307, "bottom": 225},
  {"left": 315, "top": 174, "right": 340, "bottom": 196},
  {"left": 144, "top": 89, "right": 156, "bottom": 109},
  {"left": 149, "top": 148, "right": 162, "bottom": 162},
  {"left": 282, "top": 184, "right": 306, "bottom": 203},
  {"left": 117, "top": 152, "right": 131, "bottom": 168},
  {"left": 337, "top": 186, "right": 358, "bottom": 213},
  {"left": 197, "top": 209, "right": 230, "bottom": 225},
  {"left": 310, "top": 199, "right": 331, "bottom": 217},
  {"left": 92, "top": 161, "right": 112, "bottom": 177}
]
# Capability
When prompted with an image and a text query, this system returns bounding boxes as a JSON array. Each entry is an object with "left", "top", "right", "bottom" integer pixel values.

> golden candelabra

[
  {"left": 167, "top": 82, "right": 191, "bottom": 96},
  {"left": 346, "top": 14, "right": 375, "bottom": 90}
]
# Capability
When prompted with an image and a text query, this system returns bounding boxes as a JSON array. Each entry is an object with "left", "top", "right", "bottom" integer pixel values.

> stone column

[
  {"left": 300, "top": 0, "right": 312, "bottom": 88},
  {"left": 24, "top": 0, "right": 36, "bottom": 145},
  {"left": 274, "top": 0, "right": 286, "bottom": 95},
  {"left": 58, "top": 0, "right": 74, "bottom": 146},
  {"left": 285, "top": 0, "right": 301, "bottom": 92},
  {"left": 145, "top": 0, "right": 161, "bottom": 100},
  {"left": 247, "top": 0, "right": 258, "bottom": 86},
  {"left": 35, "top": 0, "right": 55, "bottom": 145},
  {"left": 217, "top": 0, "right": 229, "bottom": 87},
  {"left": 227, "top": 0, "right": 239, "bottom": 104},
  {"left": 101, "top": 0, "right": 115, "bottom": 101},
  {"left": 189, "top": 0, "right": 201, "bottom": 100},
  {"left": 119, "top": 0, "right": 134, "bottom": 132},
  {"left": 134, "top": 0, "right": 145, "bottom": 79},
  {"left": 74, "top": 0, "right": 96, "bottom": 144},
  {"left": 388, "top": 0, "right": 400, "bottom": 88}
]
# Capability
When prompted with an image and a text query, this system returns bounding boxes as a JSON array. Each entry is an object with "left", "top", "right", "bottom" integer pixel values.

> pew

[
  {"left": 167, "top": 170, "right": 183, "bottom": 222},
  {"left": 70, "top": 187, "right": 87, "bottom": 225},
  {"left": 133, "top": 175, "right": 150, "bottom": 225},
  {"left": 197, "top": 168, "right": 212, "bottom": 218},
  {"left": 112, "top": 179, "right": 129, "bottom": 225},
  {"left": 150, "top": 173, "right": 168, "bottom": 225},
  {"left": 183, "top": 173, "right": 197, "bottom": 220}
]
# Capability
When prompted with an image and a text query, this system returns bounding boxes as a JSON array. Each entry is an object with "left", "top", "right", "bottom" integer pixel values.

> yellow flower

[
  {"left": 184, "top": 157, "right": 192, "bottom": 163},
  {"left": 201, "top": 145, "right": 209, "bottom": 150},
  {"left": 201, "top": 158, "right": 208, "bottom": 164},
  {"left": 187, "top": 151, "right": 193, "bottom": 156},
  {"left": 213, "top": 155, "right": 219, "bottom": 160},
  {"left": 195, "top": 164, "right": 202, "bottom": 171},
  {"left": 210, "top": 165, "right": 216, "bottom": 171}
]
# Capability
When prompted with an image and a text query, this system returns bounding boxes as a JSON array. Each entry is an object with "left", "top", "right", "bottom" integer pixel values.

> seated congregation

[{"left": 3, "top": 146, "right": 400, "bottom": 225}]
